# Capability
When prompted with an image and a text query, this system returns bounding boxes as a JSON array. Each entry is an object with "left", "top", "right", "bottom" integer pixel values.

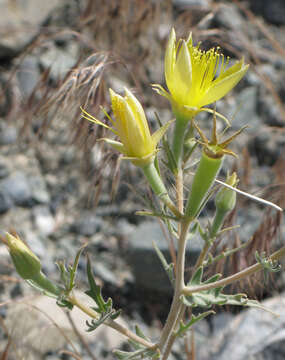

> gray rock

[
  {"left": 249, "top": 0, "right": 285, "bottom": 25},
  {"left": 127, "top": 221, "right": 203, "bottom": 294},
  {"left": 71, "top": 213, "right": 102, "bottom": 237},
  {"left": 28, "top": 175, "right": 50, "bottom": 204},
  {"left": 17, "top": 56, "right": 40, "bottom": 98},
  {"left": 0, "top": 190, "right": 12, "bottom": 214},
  {"left": 93, "top": 262, "right": 119, "bottom": 286},
  {"left": 0, "top": 0, "right": 62, "bottom": 49},
  {"left": 32, "top": 206, "right": 55, "bottom": 236},
  {"left": 202, "top": 294, "right": 285, "bottom": 360},
  {"left": 214, "top": 4, "right": 244, "bottom": 30},
  {"left": 232, "top": 87, "right": 260, "bottom": 131},
  {"left": 0, "top": 172, "right": 33, "bottom": 207},
  {"left": 39, "top": 41, "right": 79, "bottom": 80},
  {"left": 0, "top": 162, "right": 10, "bottom": 179},
  {"left": 249, "top": 126, "right": 285, "bottom": 166},
  {"left": 0, "top": 121, "right": 17, "bottom": 145},
  {"left": 174, "top": 0, "right": 211, "bottom": 8}
]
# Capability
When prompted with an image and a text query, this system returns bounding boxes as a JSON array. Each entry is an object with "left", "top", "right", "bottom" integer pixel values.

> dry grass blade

[
  {"left": 66, "top": 311, "right": 98, "bottom": 360},
  {"left": 0, "top": 339, "right": 11, "bottom": 360},
  {"left": 233, "top": 0, "right": 285, "bottom": 59},
  {"left": 21, "top": 302, "right": 80, "bottom": 356}
]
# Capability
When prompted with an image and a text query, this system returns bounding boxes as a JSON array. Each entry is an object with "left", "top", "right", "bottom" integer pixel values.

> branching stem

[
  {"left": 158, "top": 219, "right": 191, "bottom": 353},
  {"left": 183, "top": 245, "right": 285, "bottom": 296}
]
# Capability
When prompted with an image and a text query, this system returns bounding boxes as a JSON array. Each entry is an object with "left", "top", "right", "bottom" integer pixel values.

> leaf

[
  {"left": 113, "top": 348, "right": 159, "bottom": 360},
  {"left": 85, "top": 255, "right": 112, "bottom": 313},
  {"left": 68, "top": 244, "right": 87, "bottom": 292},
  {"left": 56, "top": 298, "right": 74, "bottom": 310},
  {"left": 85, "top": 308, "right": 120, "bottom": 332},
  {"left": 190, "top": 267, "right": 204, "bottom": 286},
  {"left": 183, "top": 269, "right": 265, "bottom": 310},
  {"left": 128, "top": 325, "right": 152, "bottom": 351},
  {"left": 153, "top": 241, "right": 175, "bottom": 287},
  {"left": 176, "top": 310, "right": 215, "bottom": 337}
]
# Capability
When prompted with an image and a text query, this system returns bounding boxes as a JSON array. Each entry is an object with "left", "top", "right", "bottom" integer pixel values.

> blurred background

[{"left": 0, "top": 0, "right": 285, "bottom": 359}]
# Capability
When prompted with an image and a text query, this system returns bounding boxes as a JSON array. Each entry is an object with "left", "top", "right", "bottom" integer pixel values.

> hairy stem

[
  {"left": 142, "top": 161, "right": 182, "bottom": 218},
  {"left": 162, "top": 304, "right": 186, "bottom": 360},
  {"left": 183, "top": 245, "right": 285, "bottom": 295},
  {"left": 159, "top": 219, "right": 191, "bottom": 353}
]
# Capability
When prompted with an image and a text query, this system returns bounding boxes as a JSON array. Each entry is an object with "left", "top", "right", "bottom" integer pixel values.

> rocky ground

[{"left": 1, "top": 0, "right": 285, "bottom": 359}]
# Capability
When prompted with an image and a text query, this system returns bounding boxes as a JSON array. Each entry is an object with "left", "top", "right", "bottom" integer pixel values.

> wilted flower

[
  {"left": 82, "top": 88, "right": 169, "bottom": 167},
  {"left": 153, "top": 28, "right": 249, "bottom": 117}
]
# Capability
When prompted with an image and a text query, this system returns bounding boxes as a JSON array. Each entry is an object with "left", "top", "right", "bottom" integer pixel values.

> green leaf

[
  {"left": 183, "top": 268, "right": 265, "bottom": 310},
  {"left": 113, "top": 348, "right": 160, "bottom": 360},
  {"left": 176, "top": 310, "right": 215, "bottom": 337},
  {"left": 85, "top": 308, "right": 120, "bottom": 333},
  {"left": 128, "top": 325, "right": 152, "bottom": 351},
  {"left": 56, "top": 297, "right": 74, "bottom": 310},
  {"left": 153, "top": 241, "right": 175, "bottom": 287},
  {"left": 190, "top": 267, "right": 204, "bottom": 285},
  {"left": 68, "top": 244, "right": 87, "bottom": 292},
  {"left": 85, "top": 255, "right": 112, "bottom": 313}
]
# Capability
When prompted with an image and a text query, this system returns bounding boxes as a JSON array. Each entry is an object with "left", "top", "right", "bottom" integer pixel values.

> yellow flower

[
  {"left": 81, "top": 88, "right": 169, "bottom": 167},
  {"left": 153, "top": 28, "right": 249, "bottom": 117}
]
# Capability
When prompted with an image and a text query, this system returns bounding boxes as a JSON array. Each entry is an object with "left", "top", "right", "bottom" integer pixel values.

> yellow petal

[
  {"left": 124, "top": 87, "right": 151, "bottom": 142},
  {"left": 171, "top": 40, "right": 192, "bottom": 103},
  {"left": 165, "top": 28, "right": 176, "bottom": 95},
  {"left": 198, "top": 64, "right": 249, "bottom": 107},
  {"left": 214, "top": 58, "right": 244, "bottom": 83}
]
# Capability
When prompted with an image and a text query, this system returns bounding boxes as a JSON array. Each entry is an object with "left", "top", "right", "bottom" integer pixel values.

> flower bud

[
  {"left": 210, "top": 172, "right": 238, "bottom": 237},
  {"left": 6, "top": 233, "right": 41, "bottom": 280},
  {"left": 215, "top": 172, "right": 237, "bottom": 213}
]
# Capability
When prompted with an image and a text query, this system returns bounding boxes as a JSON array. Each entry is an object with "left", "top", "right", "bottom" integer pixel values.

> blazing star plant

[{"left": 5, "top": 28, "right": 284, "bottom": 360}]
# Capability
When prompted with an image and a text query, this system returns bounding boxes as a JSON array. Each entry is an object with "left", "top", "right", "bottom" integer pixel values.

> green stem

[
  {"left": 162, "top": 305, "right": 186, "bottom": 360},
  {"left": 210, "top": 208, "right": 227, "bottom": 238},
  {"left": 183, "top": 245, "right": 285, "bottom": 295},
  {"left": 172, "top": 118, "right": 189, "bottom": 169},
  {"left": 142, "top": 161, "right": 181, "bottom": 218}
]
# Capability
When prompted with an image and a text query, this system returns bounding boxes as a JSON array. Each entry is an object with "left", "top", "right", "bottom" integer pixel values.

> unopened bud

[
  {"left": 210, "top": 173, "right": 238, "bottom": 237},
  {"left": 6, "top": 233, "right": 41, "bottom": 280},
  {"left": 215, "top": 172, "right": 237, "bottom": 213}
]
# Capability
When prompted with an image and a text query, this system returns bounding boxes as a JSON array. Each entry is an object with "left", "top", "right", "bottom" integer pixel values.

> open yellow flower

[
  {"left": 81, "top": 88, "right": 169, "bottom": 167},
  {"left": 153, "top": 28, "right": 249, "bottom": 117}
]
